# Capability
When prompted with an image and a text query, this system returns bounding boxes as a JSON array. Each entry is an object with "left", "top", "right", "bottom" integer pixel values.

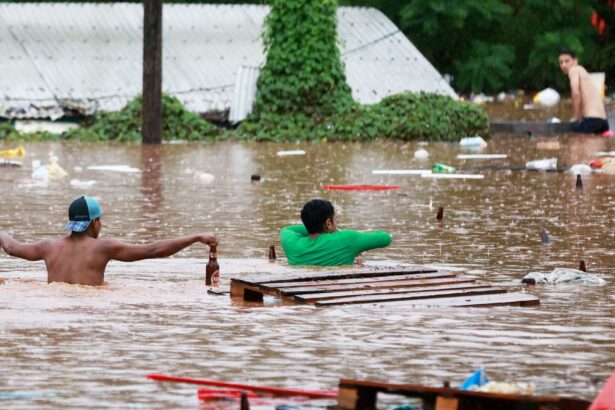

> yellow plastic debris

[
  {"left": 48, "top": 161, "right": 68, "bottom": 178},
  {"left": 0, "top": 146, "right": 26, "bottom": 160}
]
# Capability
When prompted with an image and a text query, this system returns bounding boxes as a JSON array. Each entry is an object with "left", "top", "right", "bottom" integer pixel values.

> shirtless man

[
  {"left": 558, "top": 49, "right": 610, "bottom": 134},
  {"left": 0, "top": 196, "right": 219, "bottom": 286}
]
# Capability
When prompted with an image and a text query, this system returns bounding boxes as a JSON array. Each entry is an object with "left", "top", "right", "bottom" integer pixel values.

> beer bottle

[
  {"left": 268, "top": 245, "right": 277, "bottom": 262},
  {"left": 205, "top": 246, "right": 220, "bottom": 287}
]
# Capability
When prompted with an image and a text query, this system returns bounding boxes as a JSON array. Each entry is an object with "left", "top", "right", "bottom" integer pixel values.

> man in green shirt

[{"left": 280, "top": 199, "right": 392, "bottom": 266}]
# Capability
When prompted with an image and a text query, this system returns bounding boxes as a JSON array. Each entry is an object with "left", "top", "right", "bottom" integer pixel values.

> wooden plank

[
  {"left": 271, "top": 272, "right": 457, "bottom": 290},
  {"left": 338, "top": 379, "right": 589, "bottom": 407},
  {"left": 435, "top": 396, "right": 458, "bottom": 410},
  {"left": 314, "top": 287, "right": 507, "bottom": 307},
  {"left": 295, "top": 282, "right": 492, "bottom": 303},
  {"left": 279, "top": 275, "right": 470, "bottom": 296},
  {"left": 257, "top": 267, "right": 437, "bottom": 284},
  {"left": 374, "top": 292, "right": 540, "bottom": 308}
]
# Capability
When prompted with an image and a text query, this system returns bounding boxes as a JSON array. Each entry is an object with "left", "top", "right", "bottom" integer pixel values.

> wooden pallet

[
  {"left": 229, "top": 267, "right": 539, "bottom": 308},
  {"left": 336, "top": 378, "right": 590, "bottom": 410}
]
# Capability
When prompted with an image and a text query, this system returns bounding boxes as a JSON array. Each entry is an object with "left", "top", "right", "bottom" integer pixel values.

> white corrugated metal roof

[{"left": 0, "top": 3, "right": 456, "bottom": 119}]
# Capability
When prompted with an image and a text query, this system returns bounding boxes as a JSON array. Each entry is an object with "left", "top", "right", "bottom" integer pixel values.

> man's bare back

[
  {"left": 0, "top": 196, "right": 218, "bottom": 286},
  {"left": 567, "top": 65, "right": 606, "bottom": 120}
]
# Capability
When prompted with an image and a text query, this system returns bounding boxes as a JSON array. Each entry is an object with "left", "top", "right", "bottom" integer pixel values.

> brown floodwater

[{"left": 0, "top": 135, "right": 614, "bottom": 409}]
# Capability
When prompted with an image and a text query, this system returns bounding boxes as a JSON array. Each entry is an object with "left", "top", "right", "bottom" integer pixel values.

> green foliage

[
  {"left": 453, "top": 41, "right": 514, "bottom": 93},
  {"left": 0, "top": 121, "right": 59, "bottom": 142},
  {"left": 240, "top": 0, "right": 487, "bottom": 142},
  {"left": 63, "top": 94, "right": 219, "bottom": 142},
  {"left": 238, "top": 93, "right": 489, "bottom": 142},
  {"left": 251, "top": 0, "right": 355, "bottom": 119},
  {"left": 399, "top": 0, "right": 605, "bottom": 92}
]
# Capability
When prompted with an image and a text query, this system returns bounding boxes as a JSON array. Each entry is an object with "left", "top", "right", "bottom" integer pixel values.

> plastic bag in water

[{"left": 522, "top": 268, "right": 606, "bottom": 285}]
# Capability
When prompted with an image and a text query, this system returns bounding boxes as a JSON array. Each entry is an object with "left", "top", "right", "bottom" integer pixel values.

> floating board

[
  {"left": 148, "top": 374, "right": 338, "bottom": 399},
  {"left": 230, "top": 267, "right": 539, "bottom": 308},
  {"left": 372, "top": 170, "right": 432, "bottom": 175},
  {"left": 276, "top": 150, "right": 306, "bottom": 156},
  {"left": 324, "top": 184, "right": 401, "bottom": 191},
  {"left": 457, "top": 154, "right": 507, "bottom": 159},
  {"left": 421, "top": 173, "right": 484, "bottom": 180}
]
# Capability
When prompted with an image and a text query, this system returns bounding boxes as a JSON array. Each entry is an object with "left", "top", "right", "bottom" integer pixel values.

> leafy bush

[
  {"left": 64, "top": 94, "right": 220, "bottom": 142},
  {"left": 239, "top": 0, "right": 489, "bottom": 142},
  {"left": 238, "top": 92, "right": 489, "bottom": 141},
  {"left": 251, "top": 0, "right": 356, "bottom": 120}
]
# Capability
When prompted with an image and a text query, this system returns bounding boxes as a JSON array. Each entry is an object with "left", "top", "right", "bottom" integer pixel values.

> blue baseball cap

[{"left": 64, "top": 196, "right": 103, "bottom": 232}]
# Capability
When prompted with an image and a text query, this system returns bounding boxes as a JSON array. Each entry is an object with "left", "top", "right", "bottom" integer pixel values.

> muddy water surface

[{"left": 1, "top": 136, "right": 614, "bottom": 409}]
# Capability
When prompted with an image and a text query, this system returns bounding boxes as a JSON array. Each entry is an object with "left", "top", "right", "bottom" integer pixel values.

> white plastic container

[{"left": 526, "top": 158, "right": 557, "bottom": 171}]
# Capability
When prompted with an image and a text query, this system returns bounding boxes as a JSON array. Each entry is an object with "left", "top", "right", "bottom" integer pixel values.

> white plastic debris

[
  {"left": 457, "top": 154, "right": 507, "bottom": 159},
  {"left": 526, "top": 158, "right": 557, "bottom": 171},
  {"left": 372, "top": 169, "right": 431, "bottom": 175},
  {"left": 70, "top": 179, "right": 97, "bottom": 189},
  {"left": 194, "top": 172, "right": 215, "bottom": 184},
  {"left": 522, "top": 268, "right": 606, "bottom": 285},
  {"left": 548, "top": 117, "right": 561, "bottom": 123},
  {"left": 533, "top": 87, "right": 561, "bottom": 108},
  {"left": 413, "top": 148, "right": 429, "bottom": 159},
  {"left": 87, "top": 165, "right": 140, "bottom": 173},
  {"left": 276, "top": 150, "right": 306, "bottom": 156},
  {"left": 421, "top": 173, "right": 484, "bottom": 180},
  {"left": 568, "top": 164, "right": 592, "bottom": 175},
  {"left": 459, "top": 136, "right": 487, "bottom": 148},
  {"left": 476, "top": 382, "right": 535, "bottom": 395}
]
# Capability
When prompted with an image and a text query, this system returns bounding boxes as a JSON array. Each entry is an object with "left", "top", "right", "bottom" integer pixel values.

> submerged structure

[{"left": 0, "top": 3, "right": 456, "bottom": 121}]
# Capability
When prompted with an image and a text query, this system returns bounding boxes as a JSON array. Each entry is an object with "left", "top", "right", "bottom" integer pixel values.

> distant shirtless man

[
  {"left": 558, "top": 49, "right": 610, "bottom": 134},
  {"left": 0, "top": 196, "right": 219, "bottom": 286}
]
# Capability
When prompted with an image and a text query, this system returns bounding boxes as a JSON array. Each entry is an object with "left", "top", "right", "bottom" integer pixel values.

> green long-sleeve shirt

[{"left": 279, "top": 224, "right": 392, "bottom": 266}]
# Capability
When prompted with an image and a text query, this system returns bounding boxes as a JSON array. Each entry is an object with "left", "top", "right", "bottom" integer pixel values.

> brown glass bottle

[
  {"left": 268, "top": 245, "right": 277, "bottom": 262},
  {"left": 205, "top": 246, "right": 220, "bottom": 287}
]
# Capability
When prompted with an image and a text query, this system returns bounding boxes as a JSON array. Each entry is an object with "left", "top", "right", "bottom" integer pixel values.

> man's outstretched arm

[
  {"left": 0, "top": 231, "right": 48, "bottom": 261},
  {"left": 103, "top": 233, "right": 219, "bottom": 262}
]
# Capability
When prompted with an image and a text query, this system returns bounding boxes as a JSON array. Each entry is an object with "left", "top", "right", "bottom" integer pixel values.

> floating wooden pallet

[
  {"left": 337, "top": 378, "right": 590, "bottom": 410},
  {"left": 230, "top": 267, "right": 539, "bottom": 307}
]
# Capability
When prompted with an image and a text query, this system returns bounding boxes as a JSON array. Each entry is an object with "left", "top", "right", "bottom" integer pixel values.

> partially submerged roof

[{"left": 0, "top": 3, "right": 456, "bottom": 120}]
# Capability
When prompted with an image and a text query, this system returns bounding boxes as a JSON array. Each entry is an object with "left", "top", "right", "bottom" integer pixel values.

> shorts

[{"left": 571, "top": 117, "right": 610, "bottom": 134}]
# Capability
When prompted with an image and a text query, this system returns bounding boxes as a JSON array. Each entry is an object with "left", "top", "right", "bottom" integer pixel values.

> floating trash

[
  {"left": 87, "top": 165, "right": 140, "bottom": 173},
  {"left": 194, "top": 172, "right": 215, "bottom": 184},
  {"left": 421, "top": 173, "right": 484, "bottom": 180},
  {"left": 533, "top": 87, "right": 560, "bottom": 107},
  {"left": 459, "top": 136, "right": 487, "bottom": 149},
  {"left": 457, "top": 154, "right": 507, "bottom": 160},
  {"left": 568, "top": 164, "right": 592, "bottom": 175},
  {"left": 413, "top": 148, "right": 429, "bottom": 159},
  {"left": 372, "top": 169, "right": 431, "bottom": 175},
  {"left": 522, "top": 268, "right": 606, "bottom": 285},
  {"left": 526, "top": 158, "right": 557, "bottom": 171},
  {"left": 431, "top": 163, "right": 456, "bottom": 173},
  {"left": 0, "top": 145, "right": 26, "bottom": 160},
  {"left": 276, "top": 150, "right": 306, "bottom": 156}
]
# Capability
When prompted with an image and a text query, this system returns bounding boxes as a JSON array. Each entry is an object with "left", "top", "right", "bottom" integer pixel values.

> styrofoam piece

[
  {"left": 87, "top": 165, "right": 140, "bottom": 173},
  {"left": 276, "top": 150, "right": 306, "bottom": 156},
  {"left": 457, "top": 154, "right": 507, "bottom": 159},
  {"left": 413, "top": 148, "right": 429, "bottom": 159},
  {"left": 372, "top": 169, "right": 432, "bottom": 175},
  {"left": 421, "top": 173, "right": 484, "bottom": 180}
]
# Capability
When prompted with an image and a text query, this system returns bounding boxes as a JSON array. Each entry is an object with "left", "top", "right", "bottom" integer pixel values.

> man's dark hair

[
  {"left": 301, "top": 199, "right": 334, "bottom": 234},
  {"left": 559, "top": 48, "right": 577, "bottom": 59}
]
